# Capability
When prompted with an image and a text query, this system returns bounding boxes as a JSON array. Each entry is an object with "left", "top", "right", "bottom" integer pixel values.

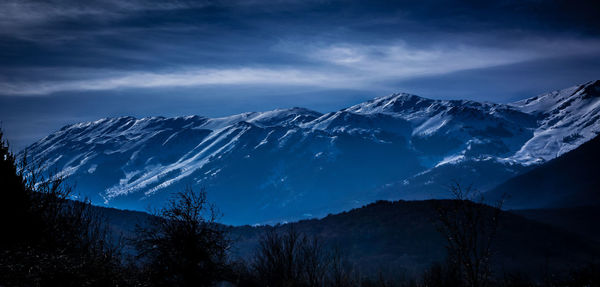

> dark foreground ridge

[{"left": 102, "top": 199, "right": 600, "bottom": 278}]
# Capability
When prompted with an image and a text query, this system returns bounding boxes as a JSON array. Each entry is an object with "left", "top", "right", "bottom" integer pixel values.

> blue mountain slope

[{"left": 21, "top": 81, "right": 600, "bottom": 224}]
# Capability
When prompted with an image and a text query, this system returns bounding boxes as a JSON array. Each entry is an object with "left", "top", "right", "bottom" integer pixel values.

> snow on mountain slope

[
  {"left": 20, "top": 81, "right": 600, "bottom": 224},
  {"left": 510, "top": 80, "right": 600, "bottom": 163},
  {"left": 313, "top": 92, "right": 538, "bottom": 166}
]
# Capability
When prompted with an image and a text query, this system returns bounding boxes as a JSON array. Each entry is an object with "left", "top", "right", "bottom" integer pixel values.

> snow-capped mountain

[
  {"left": 21, "top": 80, "right": 600, "bottom": 224},
  {"left": 510, "top": 81, "right": 600, "bottom": 163}
]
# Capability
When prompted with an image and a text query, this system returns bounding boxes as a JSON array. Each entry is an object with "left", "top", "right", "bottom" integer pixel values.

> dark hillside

[
  {"left": 487, "top": 135, "right": 600, "bottom": 209},
  {"left": 228, "top": 200, "right": 599, "bottom": 278},
  {"left": 512, "top": 205, "right": 600, "bottom": 243},
  {"left": 95, "top": 199, "right": 600, "bottom": 279}
]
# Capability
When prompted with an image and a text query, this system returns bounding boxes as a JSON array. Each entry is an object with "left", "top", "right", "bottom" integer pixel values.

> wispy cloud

[
  {"left": 0, "top": 68, "right": 360, "bottom": 95},
  {"left": 4, "top": 36, "right": 600, "bottom": 96},
  {"left": 0, "top": 0, "right": 205, "bottom": 30},
  {"left": 306, "top": 38, "right": 600, "bottom": 79}
]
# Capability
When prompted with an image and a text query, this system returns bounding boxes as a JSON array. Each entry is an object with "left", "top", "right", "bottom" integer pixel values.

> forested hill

[{"left": 98, "top": 200, "right": 600, "bottom": 278}]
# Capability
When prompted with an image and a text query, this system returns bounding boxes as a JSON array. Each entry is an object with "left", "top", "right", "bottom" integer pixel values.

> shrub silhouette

[
  {"left": 251, "top": 226, "right": 359, "bottom": 287},
  {"left": 133, "top": 186, "right": 230, "bottom": 287}
]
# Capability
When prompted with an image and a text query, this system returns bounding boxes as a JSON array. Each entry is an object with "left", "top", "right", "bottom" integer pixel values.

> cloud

[
  {"left": 4, "top": 36, "right": 600, "bottom": 96},
  {"left": 308, "top": 37, "right": 600, "bottom": 76},
  {"left": 310, "top": 43, "right": 524, "bottom": 78},
  {"left": 0, "top": 67, "right": 360, "bottom": 95},
  {"left": 0, "top": 0, "right": 205, "bottom": 30}
]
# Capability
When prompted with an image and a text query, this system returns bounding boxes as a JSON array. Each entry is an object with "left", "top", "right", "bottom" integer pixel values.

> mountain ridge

[{"left": 21, "top": 80, "right": 600, "bottom": 224}]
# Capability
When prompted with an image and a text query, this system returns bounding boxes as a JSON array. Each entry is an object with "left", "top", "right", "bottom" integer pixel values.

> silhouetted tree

[
  {"left": 0, "top": 129, "right": 31, "bottom": 248},
  {"left": 134, "top": 186, "right": 230, "bottom": 287},
  {"left": 251, "top": 226, "right": 360, "bottom": 287},
  {"left": 434, "top": 183, "right": 504, "bottom": 287},
  {"left": 329, "top": 246, "right": 360, "bottom": 287},
  {"left": 0, "top": 129, "right": 128, "bottom": 286},
  {"left": 421, "top": 259, "right": 462, "bottom": 287},
  {"left": 252, "top": 226, "right": 307, "bottom": 286}
]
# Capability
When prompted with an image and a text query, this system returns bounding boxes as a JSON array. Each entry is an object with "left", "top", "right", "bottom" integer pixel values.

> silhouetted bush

[
  {"left": 250, "top": 226, "right": 360, "bottom": 287},
  {"left": 133, "top": 186, "right": 230, "bottom": 287},
  {"left": 252, "top": 226, "right": 322, "bottom": 286}
]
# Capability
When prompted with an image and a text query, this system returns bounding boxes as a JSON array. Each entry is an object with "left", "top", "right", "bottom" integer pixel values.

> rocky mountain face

[{"left": 21, "top": 80, "right": 600, "bottom": 224}]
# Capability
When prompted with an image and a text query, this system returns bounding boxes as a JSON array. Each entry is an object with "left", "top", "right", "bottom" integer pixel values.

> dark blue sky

[{"left": 1, "top": 0, "right": 600, "bottom": 150}]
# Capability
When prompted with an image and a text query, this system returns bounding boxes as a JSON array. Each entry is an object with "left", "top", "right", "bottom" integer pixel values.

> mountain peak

[
  {"left": 381, "top": 92, "right": 424, "bottom": 101},
  {"left": 245, "top": 107, "right": 322, "bottom": 127},
  {"left": 343, "top": 92, "right": 433, "bottom": 114},
  {"left": 371, "top": 92, "right": 428, "bottom": 106},
  {"left": 511, "top": 79, "right": 600, "bottom": 114}
]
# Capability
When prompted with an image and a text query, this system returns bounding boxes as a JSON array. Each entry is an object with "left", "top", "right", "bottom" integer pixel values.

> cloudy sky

[{"left": 1, "top": 0, "right": 600, "bottom": 150}]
